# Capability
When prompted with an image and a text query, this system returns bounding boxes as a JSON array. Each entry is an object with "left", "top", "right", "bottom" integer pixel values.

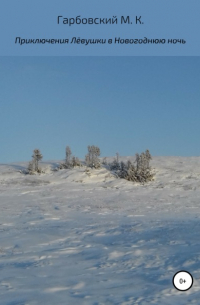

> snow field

[{"left": 0, "top": 157, "right": 200, "bottom": 304}]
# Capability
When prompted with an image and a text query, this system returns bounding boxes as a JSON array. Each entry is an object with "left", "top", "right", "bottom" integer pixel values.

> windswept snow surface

[{"left": 1, "top": 156, "right": 200, "bottom": 304}]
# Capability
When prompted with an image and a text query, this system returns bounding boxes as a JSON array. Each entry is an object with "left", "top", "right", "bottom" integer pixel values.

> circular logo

[{"left": 173, "top": 271, "right": 193, "bottom": 291}]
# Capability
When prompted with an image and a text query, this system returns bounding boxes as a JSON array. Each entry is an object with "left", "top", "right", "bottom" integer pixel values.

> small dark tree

[
  {"left": 32, "top": 149, "right": 43, "bottom": 172},
  {"left": 110, "top": 150, "right": 154, "bottom": 183},
  {"left": 134, "top": 150, "right": 153, "bottom": 183},
  {"left": 27, "top": 149, "right": 43, "bottom": 173}
]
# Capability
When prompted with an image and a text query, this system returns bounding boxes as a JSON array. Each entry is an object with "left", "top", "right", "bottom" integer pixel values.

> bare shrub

[
  {"left": 71, "top": 156, "right": 81, "bottom": 167},
  {"left": 59, "top": 146, "right": 82, "bottom": 169},
  {"left": 85, "top": 145, "right": 101, "bottom": 169}
]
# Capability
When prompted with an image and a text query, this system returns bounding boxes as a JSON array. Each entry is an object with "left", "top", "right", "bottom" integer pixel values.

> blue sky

[
  {"left": 0, "top": 56, "right": 200, "bottom": 163},
  {"left": 0, "top": 0, "right": 200, "bottom": 56}
]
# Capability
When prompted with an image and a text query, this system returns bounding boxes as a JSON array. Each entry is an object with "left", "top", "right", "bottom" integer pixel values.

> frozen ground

[{"left": 0, "top": 156, "right": 200, "bottom": 304}]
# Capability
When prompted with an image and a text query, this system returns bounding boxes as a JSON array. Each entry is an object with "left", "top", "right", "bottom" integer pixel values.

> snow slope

[{"left": 0, "top": 156, "right": 200, "bottom": 304}]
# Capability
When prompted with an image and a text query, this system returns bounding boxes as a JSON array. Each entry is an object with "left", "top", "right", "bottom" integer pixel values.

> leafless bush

[
  {"left": 85, "top": 145, "right": 101, "bottom": 169},
  {"left": 59, "top": 146, "right": 82, "bottom": 169}
]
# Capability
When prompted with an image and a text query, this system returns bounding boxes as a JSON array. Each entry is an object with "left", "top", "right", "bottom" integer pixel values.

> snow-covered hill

[{"left": 0, "top": 156, "right": 200, "bottom": 304}]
